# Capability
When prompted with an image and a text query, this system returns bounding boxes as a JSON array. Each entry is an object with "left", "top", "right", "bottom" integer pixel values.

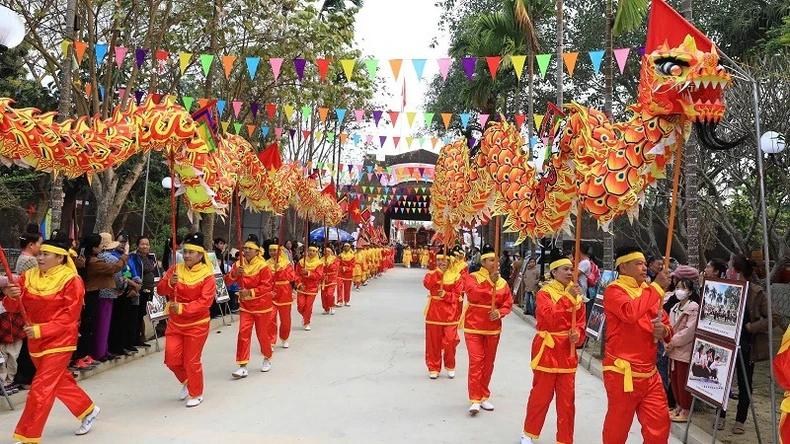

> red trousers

[
  {"left": 165, "top": 322, "right": 210, "bottom": 398},
  {"left": 523, "top": 371, "right": 576, "bottom": 443},
  {"left": 464, "top": 332, "right": 500, "bottom": 403},
  {"left": 338, "top": 278, "right": 352, "bottom": 305},
  {"left": 297, "top": 293, "right": 317, "bottom": 326},
  {"left": 781, "top": 411, "right": 789, "bottom": 444},
  {"left": 269, "top": 303, "right": 292, "bottom": 344},
  {"left": 670, "top": 359, "right": 692, "bottom": 410},
  {"left": 603, "top": 371, "right": 670, "bottom": 444},
  {"left": 321, "top": 283, "right": 336, "bottom": 312},
  {"left": 13, "top": 352, "right": 94, "bottom": 443},
  {"left": 425, "top": 324, "right": 459, "bottom": 373},
  {"left": 236, "top": 310, "right": 273, "bottom": 364}
]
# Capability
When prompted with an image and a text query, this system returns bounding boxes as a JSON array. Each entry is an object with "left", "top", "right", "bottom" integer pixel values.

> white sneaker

[
  {"left": 354, "top": 287, "right": 360, "bottom": 292},
  {"left": 304, "top": 325, "right": 311, "bottom": 331},
  {"left": 447, "top": 370, "right": 455, "bottom": 379},
  {"left": 345, "top": 303, "right": 350, "bottom": 307},
  {"left": 520, "top": 436, "right": 534, "bottom": 444},
  {"left": 75, "top": 405, "right": 100, "bottom": 435},
  {"left": 330, "top": 308, "right": 336, "bottom": 315},
  {"left": 186, "top": 396, "right": 203, "bottom": 407},
  {"left": 261, "top": 358, "right": 272, "bottom": 372},
  {"left": 232, "top": 367, "right": 248, "bottom": 379},
  {"left": 469, "top": 403, "right": 481, "bottom": 415},
  {"left": 178, "top": 384, "right": 189, "bottom": 400},
  {"left": 282, "top": 341, "right": 289, "bottom": 349},
  {"left": 429, "top": 372, "right": 439, "bottom": 379},
  {"left": 481, "top": 400, "right": 495, "bottom": 411}
]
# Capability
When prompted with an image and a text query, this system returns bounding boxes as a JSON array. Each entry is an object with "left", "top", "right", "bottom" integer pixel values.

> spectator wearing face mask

[{"left": 664, "top": 278, "right": 700, "bottom": 423}]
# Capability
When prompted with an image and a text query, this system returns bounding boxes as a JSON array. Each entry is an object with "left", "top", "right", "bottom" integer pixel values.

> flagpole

[{"left": 140, "top": 151, "right": 151, "bottom": 236}]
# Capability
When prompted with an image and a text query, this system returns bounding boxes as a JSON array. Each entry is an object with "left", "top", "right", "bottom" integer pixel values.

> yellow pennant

[
  {"left": 534, "top": 114, "right": 545, "bottom": 131},
  {"left": 340, "top": 59, "right": 356, "bottom": 81},
  {"left": 510, "top": 55, "right": 527, "bottom": 80},
  {"left": 179, "top": 53, "right": 192, "bottom": 75},
  {"left": 283, "top": 105, "right": 295, "bottom": 121},
  {"left": 406, "top": 111, "right": 417, "bottom": 128}
]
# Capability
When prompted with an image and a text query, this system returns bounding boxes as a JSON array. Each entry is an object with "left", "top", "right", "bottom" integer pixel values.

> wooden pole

[
  {"left": 235, "top": 190, "right": 245, "bottom": 289},
  {"left": 169, "top": 159, "right": 178, "bottom": 302},
  {"left": 664, "top": 140, "right": 684, "bottom": 269},
  {"left": 571, "top": 207, "right": 583, "bottom": 356},
  {"left": 491, "top": 216, "right": 501, "bottom": 309},
  {"left": 0, "top": 245, "right": 29, "bottom": 325}
]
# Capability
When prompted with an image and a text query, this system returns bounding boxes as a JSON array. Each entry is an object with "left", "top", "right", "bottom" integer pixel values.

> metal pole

[
  {"left": 683, "top": 396, "right": 696, "bottom": 443},
  {"left": 140, "top": 151, "right": 152, "bottom": 236},
  {"left": 738, "top": 348, "right": 763, "bottom": 444}
]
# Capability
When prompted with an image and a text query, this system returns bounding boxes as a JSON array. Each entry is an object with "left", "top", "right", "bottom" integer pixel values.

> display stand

[
  {"left": 146, "top": 284, "right": 169, "bottom": 353},
  {"left": 0, "top": 354, "right": 11, "bottom": 409}
]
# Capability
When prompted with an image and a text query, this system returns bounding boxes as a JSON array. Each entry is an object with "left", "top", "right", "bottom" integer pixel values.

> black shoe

[
  {"left": 103, "top": 352, "right": 121, "bottom": 360},
  {"left": 126, "top": 346, "right": 139, "bottom": 352},
  {"left": 135, "top": 342, "right": 152, "bottom": 348},
  {"left": 124, "top": 347, "right": 139, "bottom": 354}
]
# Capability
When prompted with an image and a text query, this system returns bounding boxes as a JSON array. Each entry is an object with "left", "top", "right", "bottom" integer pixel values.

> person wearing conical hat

[
  {"left": 157, "top": 232, "right": 217, "bottom": 408},
  {"left": 225, "top": 235, "right": 275, "bottom": 378},
  {"left": 320, "top": 247, "right": 339, "bottom": 315},
  {"left": 521, "top": 250, "right": 586, "bottom": 444},
  {"left": 267, "top": 239, "right": 296, "bottom": 349},
  {"left": 423, "top": 247, "right": 462, "bottom": 380},
  {"left": 462, "top": 244, "right": 513, "bottom": 416},
  {"left": 2, "top": 232, "right": 101, "bottom": 443},
  {"left": 338, "top": 243, "right": 355, "bottom": 307},
  {"left": 295, "top": 243, "right": 324, "bottom": 331}
]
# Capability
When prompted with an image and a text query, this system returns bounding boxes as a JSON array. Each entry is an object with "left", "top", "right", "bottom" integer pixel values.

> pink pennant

[
  {"left": 114, "top": 46, "right": 127, "bottom": 69},
  {"left": 366, "top": 134, "right": 374, "bottom": 144},
  {"left": 355, "top": 109, "right": 365, "bottom": 124},
  {"left": 478, "top": 114, "right": 489, "bottom": 128},
  {"left": 232, "top": 101, "right": 242, "bottom": 118},
  {"left": 118, "top": 88, "right": 126, "bottom": 101},
  {"left": 269, "top": 58, "right": 284, "bottom": 81},
  {"left": 613, "top": 48, "right": 630, "bottom": 74},
  {"left": 275, "top": 127, "right": 283, "bottom": 138},
  {"left": 437, "top": 58, "right": 452, "bottom": 81}
]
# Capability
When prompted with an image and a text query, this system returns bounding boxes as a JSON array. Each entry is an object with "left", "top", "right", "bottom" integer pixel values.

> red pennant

[
  {"left": 265, "top": 103, "right": 277, "bottom": 120},
  {"left": 316, "top": 58, "right": 331, "bottom": 82},
  {"left": 393, "top": 136, "right": 401, "bottom": 148},
  {"left": 486, "top": 56, "right": 502, "bottom": 80},
  {"left": 515, "top": 113, "right": 526, "bottom": 129},
  {"left": 388, "top": 111, "right": 400, "bottom": 127},
  {"left": 302, "top": 130, "right": 311, "bottom": 140},
  {"left": 258, "top": 142, "right": 282, "bottom": 171},
  {"left": 321, "top": 182, "right": 337, "bottom": 201}
]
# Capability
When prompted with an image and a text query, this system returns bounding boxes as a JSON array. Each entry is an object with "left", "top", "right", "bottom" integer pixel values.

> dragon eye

[{"left": 658, "top": 61, "right": 682, "bottom": 76}]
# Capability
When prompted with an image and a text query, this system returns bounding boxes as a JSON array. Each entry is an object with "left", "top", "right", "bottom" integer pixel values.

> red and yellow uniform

[
  {"left": 225, "top": 252, "right": 274, "bottom": 365},
  {"left": 157, "top": 251, "right": 216, "bottom": 399},
  {"left": 523, "top": 278, "right": 586, "bottom": 444},
  {"left": 320, "top": 250, "right": 339, "bottom": 312},
  {"left": 403, "top": 248, "right": 412, "bottom": 268},
  {"left": 423, "top": 265, "right": 462, "bottom": 376},
  {"left": 775, "top": 325, "right": 790, "bottom": 443},
  {"left": 353, "top": 250, "right": 364, "bottom": 286},
  {"left": 462, "top": 267, "right": 513, "bottom": 404},
  {"left": 267, "top": 247, "right": 295, "bottom": 346},
  {"left": 453, "top": 257, "right": 469, "bottom": 323},
  {"left": 602, "top": 274, "right": 673, "bottom": 444},
  {"left": 338, "top": 248, "right": 355, "bottom": 305},
  {"left": 295, "top": 250, "right": 324, "bottom": 327},
  {"left": 3, "top": 250, "right": 94, "bottom": 443}
]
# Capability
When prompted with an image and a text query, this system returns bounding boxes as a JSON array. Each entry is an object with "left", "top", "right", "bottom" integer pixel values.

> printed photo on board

[
  {"left": 698, "top": 278, "right": 748, "bottom": 343},
  {"left": 686, "top": 335, "right": 736, "bottom": 410}
]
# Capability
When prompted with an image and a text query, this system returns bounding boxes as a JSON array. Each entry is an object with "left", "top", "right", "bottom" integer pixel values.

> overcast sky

[{"left": 352, "top": 0, "right": 449, "bottom": 160}]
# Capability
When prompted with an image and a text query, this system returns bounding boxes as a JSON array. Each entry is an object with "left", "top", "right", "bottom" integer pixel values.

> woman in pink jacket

[{"left": 665, "top": 277, "right": 700, "bottom": 423}]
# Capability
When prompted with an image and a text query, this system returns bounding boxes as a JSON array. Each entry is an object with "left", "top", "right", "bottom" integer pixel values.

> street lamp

[
  {"left": 760, "top": 131, "right": 786, "bottom": 155},
  {"left": 0, "top": 6, "right": 25, "bottom": 53}
]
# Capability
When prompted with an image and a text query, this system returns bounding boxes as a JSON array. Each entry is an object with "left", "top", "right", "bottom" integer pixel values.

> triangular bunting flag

[
  {"left": 301, "top": 106, "right": 312, "bottom": 121},
  {"left": 354, "top": 109, "right": 365, "bottom": 124},
  {"left": 589, "top": 50, "right": 605, "bottom": 75},
  {"left": 424, "top": 112, "right": 435, "bottom": 127},
  {"left": 293, "top": 58, "right": 307, "bottom": 81},
  {"left": 316, "top": 58, "right": 331, "bottom": 81},
  {"left": 318, "top": 107, "right": 329, "bottom": 123},
  {"left": 222, "top": 55, "right": 236, "bottom": 78},
  {"left": 460, "top": 113, "right": 470, "bottom": 129},
  {"left": 461, "top": 57, "right": 476, "bottom": 80},
  {"left": 373, "top": 110, "right": 383, "bottom": 126},
  {"left": 94, "top": 44, "right": 108, "bottom": 66},
  {"left": 221, "top": 121, "right": 230, "bottom": 133},
  {"left": 378, "top": 136, "right": 387, "bottom": 147},
  {"left": 247, "top": 124, "right": 255, "bottom": 137},
  {"left": 179, "top": 52, "right": 192, "bottom": 75},
  {"left": 266, "top": 104, "right": 276, "bottom": 120},
  {"left": 275, "top": 127, "right": 283, "bottom": 138},
  {"left": 479, "top": 114, "right": 489, "bottom": 128},
  {"left": 515, "top": 113, "right": 525, "bottom": 129},
  {"left": 200, "top": 54, "right": 214, "bottom": 76},
  {"left": 510, "top": 55, "right": 526, "bottom": 80},
  {"left": 393, "top": 136, "right": 401, "bottom": 148},
  {"left": 485, "top": 56, "right": 501, "bottom": 80},
  {"left": 364, "top": 58, "right": 378, "bottom": 81},
  {"left": 233, "top": 122, "right": 242, "bottom": 134},
  {"left": 388, "top": 59, "right": 403, "bottom": 81},
  {"left": 269, "top": 58, "right": 283, "bottom": 81},
  {"left": 216, "top": 100, "right": 226, "bottom": 116},
  {"left": 614, "top": 48, "right": 630, "bottom": 74},
  {"left": 232, "top": 101, "right": 242, "bottom": 118},
  {"left": 562, "top": 52, "right": 579, "bottom": 77},
  {"left": 260, "top": 126, "right": 270, "bottom": 139},
  {"left": 440, "top": 113, "right": 452, "bottom": 130},
  {"left": 246, "top": 57, "right": 260, "bottom": 80},
  {"left": 114, "top": 46, "right": 127, "bottom": 69},
  {"left": 250, "top": 103, "right": 259, "bottom": 119},
  {"left": 412, "top": 58, "right": 427, "bottom": 80},
  {"left": 335, "top": 108, "right": 346, "bottom": 125},
  {"left": 182, "top": 96, "right": 194, "bottom": 111},
  {"left": 283, "top": 105, "right": 294, "bottom": 120},
  {"left": 536, "top": 54, "right": 551, "bottom": 79},
  {"left": 437, "top": 58, "right": 452, "bottom": 81},
  {"left": 388, "top": 111, "right": 399, "bottom": 127},
  {"left": 340, "top": 59, "right": 356, "bottom": 81},
  {"left": 534, "top": 114, "right": 545, "bottom": 131},
  {"left": 73, "top": 41, "right": 88, "bottom": 64}
]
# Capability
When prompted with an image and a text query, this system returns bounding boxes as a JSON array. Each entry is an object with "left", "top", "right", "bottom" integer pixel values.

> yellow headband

[
  {"left": 244, "top": 241, "right": 261, "bottom": 251},
  {"left": 549, "top": 258, "right": 573, "bottom": 271},
  {"left": 184, "top": 244, "right": 206, "bottom": 254},
  {"left": 615, "top": 252, "right": 646, "bottom": 267},
  {"left": 308, "top": 246, "right": 318, "bottom": 252},
  {"left": 41, "top": 244, "right": 77, "bottom": 273},
  {"left": 480, "top": 252, "right": 495, "bottom": 260},
  {"left": 436, "top": 254, "right": 447, "bottom": 259}
]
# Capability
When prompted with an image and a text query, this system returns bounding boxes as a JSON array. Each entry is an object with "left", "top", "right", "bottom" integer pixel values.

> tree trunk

[
  {"left": 602, "top": 0, "right": 615, "bottom": 269},
  {"left": 91, "top": 157, "right": 147, "bottom": 233},
  {"left": 50, "top": 0, "right": 78, "bottom": 232},
  {"left": 680, "top": 0, "right": 700, "bottom": 267}
]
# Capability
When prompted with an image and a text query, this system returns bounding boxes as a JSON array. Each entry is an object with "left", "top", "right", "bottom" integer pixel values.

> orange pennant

[
  {"left": 440, "top": 113, "right": 452, "bottom": 130},
  {"left": 247, "top": 124, "right": 255, "bottom": 137},
  {"left": 73, "top": 41, "right": 88, "bottom": 64},
  {"left": 198, "top": 98, "right": 209, "bottom": 108},
  {"left": 431, "top": 137, "right": 439, "bottom": 148},
  {"left": 318, "top": 107, "right": 329, "bottom": 123},
  {"left": 340, "top": 133, "right": 348, "bottom": 144},
  {"left": 222, "top": 55, "right": 237, "bottom": 79},
  {"left": 562, "top": 52, "right": 579, "bottom": 77},
  {"left": 389, "top": 59, "right": 403, "bottom": 81},
  {"left": 84, "top": 83, "right": 92, "bottom": 97}
]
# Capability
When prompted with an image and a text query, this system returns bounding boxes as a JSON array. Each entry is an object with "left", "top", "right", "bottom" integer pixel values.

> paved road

[{"left": 0, "top": 267, "right": 681, "bottom": 443}]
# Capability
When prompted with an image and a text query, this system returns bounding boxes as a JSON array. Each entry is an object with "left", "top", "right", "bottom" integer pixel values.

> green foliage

[{"left": 612, "top": 0, "right": 648, "bottom": 37}]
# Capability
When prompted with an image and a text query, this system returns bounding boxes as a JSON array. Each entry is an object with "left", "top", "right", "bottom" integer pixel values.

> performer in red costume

[
  {"left": 295, "top": 244, "right": 324, "bottom": 331},
  {"left": 337, "top": 243, "right": 355, "bottom": 307},
  {"left": 320, "top": 246, "right": 339, "bottom": 315},
  {"left": 462, "top": 244, "right": 513, "bottom": 415},
  {"left": 225, "top": 234, "right": 275, "bottom": 378},
  {"left": 2, "top": 232, "right": 100, "bottom": 443},
  {"left": 775, "top": 324, "right": 790, "bottom": 443},
  {"left": 422, "top": 247, "right": 462, "bottom": 379},
  {"left": 521, "top": 250, "right": 586, "bottom": 444},
  {"left": 157, "top": 232, "right": 216, "bottom": 408},
  {"left": 267, "top": 240, "right": 295, "bottom": 349},
  {"left": 602, "top": 246, "right": 672, "bottom": 443}
]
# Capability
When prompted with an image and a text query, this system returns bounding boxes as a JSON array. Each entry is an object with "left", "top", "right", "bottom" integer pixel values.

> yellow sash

[
  {"left": 530, "top": 331, "right": 569, "bottom": 369},
  {"left": 602, "top": 355, "right": 657, "bottom": 393}
]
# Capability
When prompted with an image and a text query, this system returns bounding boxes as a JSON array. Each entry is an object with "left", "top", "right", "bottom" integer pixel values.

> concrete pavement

[{"left": 0, "top": 267, "right": 681, "bottom": 443}]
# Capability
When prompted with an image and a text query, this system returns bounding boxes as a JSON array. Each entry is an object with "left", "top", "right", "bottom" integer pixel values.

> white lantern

[
  {"left": 760, "top": 131, "right": 786, "bottom": 155},
  {"left": 0, "top": 6, "right": 25, "bottom": 49},
  {"left": 161, "top": 177, "right": 173, "bottom": 189}
]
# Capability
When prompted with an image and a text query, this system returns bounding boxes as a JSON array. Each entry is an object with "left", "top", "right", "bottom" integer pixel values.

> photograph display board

[
  {"left": 698, "top": 278, "right": 749, "bottom": 343},
  {"left": 596, "top": 270, "right": 617, "bottom": 299},
  {"left": 586, "top": 299, "right": 606, "bottom": 340},
  {"left": 685, "top": 334, "right": 737, "bottom": 410},
  {"left": 146, "top": 289, "right": 169, "bottom": 322}
]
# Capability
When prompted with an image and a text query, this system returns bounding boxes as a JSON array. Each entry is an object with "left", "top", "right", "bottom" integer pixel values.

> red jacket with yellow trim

[
  {"left": 267, "top": 259, "right": 295, "bottom": 305},
  {"left": 463, "top": 268, "right": 513, "bottom": 334},
  {"left": 338, "top": 252, "right": 355, "bottom": 280},
  {"left": 2, "top": 265, "right": 85, "bottom": 357},
  {"left": 321, "top": 256, "right": 339, "bottom": 289},
  {"left": 423, "top": 269, "right": 462, "bottom": 324},
  {"left": 157, "top": 263, "right": 216, "bottom": 327},
  {"left": 603, "top": 276, "right": 673, "bottom": 369},
  {"left": 531, "top": 280, "right": 587, "bottom": 372},
  {"left": 225, "top": 256, "right": 274, "bottom": 314},
  {"left": 295, "top": 259, "right": 324, "bottom": 296}
]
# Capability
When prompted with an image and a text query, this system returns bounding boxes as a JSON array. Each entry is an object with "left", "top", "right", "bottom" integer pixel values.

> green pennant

[
  {"left": 301, "top": 106, "right": 311, "bottom": 121},
  {"left": 424, "top": 112, "right": 435, "bottom": 127},
  {"left": 317, "top": 162, "right": 324, "bottom": 169},
  {"left": 364, "top": 59, "right": 378, "bottom": 82},
  {"left": 182, "top": 96, "right": 194, "bottom": 111},
  {"left": 418, "top": 137, "right": 425, "bottom": 146},
  {"left": 233, "top": 122, "right": 242, "bottom": 134},
  {"left": 327, "top": 132, "right": 335, "bottom": 142},
  {"left": 536, "top": 54, "right": 552, "bottom": 79},
  {"left": 199, "top": 54, "right": 214, "bottom": 76}
]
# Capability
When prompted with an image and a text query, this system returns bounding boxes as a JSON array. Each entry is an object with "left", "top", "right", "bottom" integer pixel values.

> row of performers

[
  {"left": 402, "top": 246, "right": 431, "bottom": 269},
  {"left": 422, "top": 244, "right": 785, "bottom": 444},
  {"left": 0, "top": 230, "right": 395, "bottom": 443}
]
